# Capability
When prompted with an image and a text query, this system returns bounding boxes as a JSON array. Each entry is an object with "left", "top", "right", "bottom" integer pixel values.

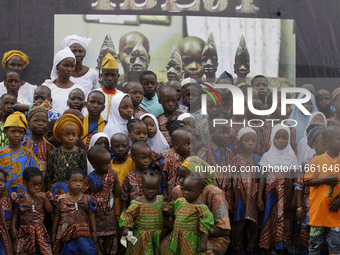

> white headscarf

[
  {"left": 103, "top": 93, "right": 132, "bottom": 139},
  {"left": 141, "top": 113, "right": 170, "bottom": 154},
  {"left": 61, "top": 34, "right": 92, "bottom": 52},
  {"left": 297, "top": 111, "right": 327, "bottom": 165},
  {"left": 237, "top": 127, "right": 256, "bottom": 140},
  {"left": 46, "top": 47, "right": 75, "bottom": 83},
  {"left": 259, "top": 124, "right": 298, "bottom": 170},
  {"left": 178, "top": 113, "right": 196, "bottom": 122},
  {"left": 87, "top": 133, "right": 111, "bottom": 174}
]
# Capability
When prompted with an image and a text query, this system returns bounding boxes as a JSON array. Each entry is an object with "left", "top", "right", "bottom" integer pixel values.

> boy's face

[
  {"left": 93, "top": 152, "right": 112, "bottom": 175},
  {"left": 182, "top": 86, "right": 201, "bottom": 109},
  {"left": 127, "top": 83, "right": 144, "bottom": 107},
  {"left": 102, "top": 69, "right": 119, "bottom": 89},
  {"left": 141, "top": 176, "right": 160, "bottom": 200},
  {"left": 168, "top": 81, "right": 182, "bottom": 101},
  {"left": 5, "top": 127, "right": 25, "bottom": 146},
  {"left": 86, "top": 93, "right": 105, "bottom": 117},
  {"left": 211, "top": 124, "right": 230, "bottom": 147},
  {"left": 133, "top": 148, "right": 152, "bottom": 171},
  {"left": 179, "top": 37, "right": 204, "bottom": 79},
  {"left": 67, "top": 90, "right": 85, "bottom": 112},
  {"left": 159, "top": 91, "right": 178, "bottom": 114},
  {"left": 173, "top": 133, "right": 192, "bottom": 157},
  {"left": 240, "top": 132, "right": 257, "bottom": 153},
  {"left": 141, "top": 74, "right": 158, "bottom": 98},
  {"left": 313, "top": 135, "right": 326, "bottom": 155},
  {"left": 3, "top": 95, "right": 16, "bottom": 116},
  {"left": 5, "top": 72, "right": 20, "bottom": 95},
  {"left": 34, "top": 89, "right": 51, "bottom": 105},
  {"left": 207, "top": 97, "right": 222, "bottom": 119},
  {"left": 28, "top": 112, "right": 48, "bottom": 136},
  {"left": 316, "top": 91, "right": 332, "bottom": 111},
  {"left": 111, "top": 136, "right": 130, "bottom": 159},
  {"left": 252, "top": 77, "right": 269, "bottom": 99}
]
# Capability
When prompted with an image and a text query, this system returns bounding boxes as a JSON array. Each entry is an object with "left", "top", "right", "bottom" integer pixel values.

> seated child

[
  {"left": 162, "top": 174, "right": 214, "bottom": 254},
  {"left": 67, "top": 88, "right": 85, "bottom": 113},
  {"left": 10, "top": 167, "right": 53, "bottom": 255},
  {"left": 0, "top": 112, "right": 42, "bottom": 197},
  {"left": 120, "top": 170, "right": 165, "bottom": 254},
  {"left": 123, "top": 81, "right": 148, "bottom": 118},
  {"left": 104, "top": 93, "right": 133, "bottom": 139},
  {"left": 46, "top": 114, "right": 87, "bottom": 195},
  {"left": 51, "top": 168, "right": 97, "bottom": 255},
  {"left": 198, "top": 119, "right": 234, "bottom": 207},
  {"left": 0, "top": 169, "right": 12, "bottom": 255},
  {"left": 1, "top": 93, "right": 16, "bottom": 124},
  {"left": 120, "top": 142, "right": 153, "bottom": 212},
  {"left": 305, "top": 125, "right": 340, "bottom": 255},
  {"left": 0, "top": 98, "right": 9, "bottom": 148},
  {"left": 82, "top": 90, "right": 107, "bottom": 150},
  {"left": 22, "top": 107, "right": 55, "bottom": 172},
  {"left": 157, "top": 86, "right": 182, "bottom": 144},
  {"left": 315, "top": 89, "right": 334, "bottom": 119},
  {"left": 83, "top": 146, "right": 121, "bottom": 255},
  {"left": 4, "top": 69, "right": 30, "bottom": 104},
  {"left": 161, "top": 129, "right": 193, "bottom": 201},
  {"left": 139, "top": 70, "right": 164, "bottom": 117},
  {"left": 86, "top": 132, "right": 110, "bottom": 174},
  {"left": 141, "top": 113, "right": 169, "bottom": 154},
  {"left": 231, "top": 127, "right": 261, "bottom": 254}
]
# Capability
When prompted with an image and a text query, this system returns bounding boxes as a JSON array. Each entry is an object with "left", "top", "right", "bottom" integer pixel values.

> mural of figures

[
  {"left": 128, "top": 40, "right": 149, "bottom": 82},
  {"left": 166, "top": 46, "right": 183, "bottom": 82},
  {"left": 202, "top": 32, "right": 218, "bottom": 81},
  {"left": 234, "top": 35, "right": 250, "bottom": 85}
]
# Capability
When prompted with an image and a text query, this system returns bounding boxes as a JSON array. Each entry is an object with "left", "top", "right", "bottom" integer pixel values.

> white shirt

[
  {"left": 70, "top": 68, "right": 99, "bottom": 98},
  {"left": 0, "top": 81, "right": 37, "bottom": 103}
]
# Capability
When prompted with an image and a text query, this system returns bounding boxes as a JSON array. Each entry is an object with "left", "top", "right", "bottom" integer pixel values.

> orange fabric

[{"left": 304, "top": 152, "right": 340, "bottom": 227}]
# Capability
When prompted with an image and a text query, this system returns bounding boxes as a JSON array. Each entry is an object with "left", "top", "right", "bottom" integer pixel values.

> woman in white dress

[
  {"left": 0, "top": 50, "right": 37, "bottom": 102},
  {"left": 61, "top": 34, "right": 99, "bottom": 97},
  {"left": 42, "top": 47, "right": 84, "bottom": 115}
]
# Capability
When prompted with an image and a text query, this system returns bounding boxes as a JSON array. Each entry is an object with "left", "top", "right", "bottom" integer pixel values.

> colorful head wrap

[
  {"left": 53, "top": 114, "right": 84, "bottom": 142},
  {"left": 2, "top": 50, "right": 29, "bottom": 69},
  {"left": 101, "top": 53, "right": 118, "bottom": 69},
  {"left": 48, "top": 47, "right": 75, "bottom": 82},
  {"left": 181, "top": 156, "right": 217, "bottom": 185},
  {"left": 61, "top": 34, "right": 92, "bottom": 52},
  {"left": 4, "top": 112, "right": 28, "bottom": 130},
  {"left": 307, "top": 126, "right": 325, "bottom": 148},
  {"left": 27, "top": 106, "right": 48, "bottom": 122}
]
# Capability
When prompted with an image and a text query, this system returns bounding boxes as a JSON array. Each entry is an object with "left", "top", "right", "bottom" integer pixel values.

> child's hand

[
  {"left": 200, "top": 242, "right": 208, "bottom": 252},
  {"left": 10, "top": 227, "right": 17, "bottom": 241},
  {"left": 122, "top": 228, "right": 129, "bottom": 237},
  {"left": 322, "top": 174, "right": 339, "bottom": 187},
  {"left": 40, "top": 100, "right": 52, "bottom": 110},
  {"left": 161, "top": 202, "right": 170, "bottom": 212},
  {"left": 296, "top": 210, "right": 304, "bottom": 220},
  {"left": 33, "top": 192, "right": 46, "bottom": 200},
  {"left": 110, "top": 169, "right": 119, "bottom": 179},
  {"left": 257, "top": 198, "right": 264, "bottom": 212},
  {"left": 329, "top": 197, "right": 340, "bottom": 213},
  {"left": 91, "top": 231, "right": 97, "bottom": 243}
]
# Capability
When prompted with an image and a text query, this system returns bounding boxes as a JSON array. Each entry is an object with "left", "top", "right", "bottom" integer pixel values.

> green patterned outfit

[
  {"left": 167, "top": 198, "right": 215, "bottom": 255},
  {"left": 0, "top": 122, "right": 8, "bottom": 149},
  {"left": 119, "top": 195, "right": 164, "bottom": 255}
]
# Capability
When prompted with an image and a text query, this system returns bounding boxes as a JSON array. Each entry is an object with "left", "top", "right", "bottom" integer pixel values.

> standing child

[
  {"left": 123, "top": 81, "right": 149, "bottom": 118},
  {"left": 157, "top": 86, "right": 182, "bottom": 144},
  {"left": 119, "top": 171, "right": 165, "bottom": 254},
  {"left": 139, "top": 70, "right": 164, "bottom": 117},
  {"left": 82, "top": 90, "right": 106, "bottom": 150},
  {"left": 141, "top": 113, "right": 169, "bottom": 154},
  {"left": 46, "top": 114, "right": 87, "bottom": 195},
  {"left": 86, "top": 132, "right": 110, "bottom": 174},
  {"left": 103, "top": 93, "right": 133, "bottom": 139},
  {"left": 0, "top": 169, "right": 12, "bottom": 255},
  {"left": 67, "top": 88, "right": 85, "bottom": 113},
  {"left": 22, "top": 107, "right": 55, "bottom": 172},
  {"left": 231, "top": 127, "right": 261, "bottom": 254},
  {"left": 51, "top": 168, "right": 97, "bottom": 255},
  {"left": 120, "top": 142, "right": 152, "bottom": 212},
  {"left": 1, "top": 93, "right": 16, "bottom": 124},
  {"left": 0, "top": 112, "right": 42, "bottom": 197},
  {"left": 10, "top": 167, "right": 53, "bottom": 255},
  {"left": 162, "top": 174, "right": 214, "bottom": 254},
  {"left": 257, "top": 124, "right": 298, "bottom": 255},
  {"left": 161, "top": 129, "right": 192, "bottom": 201},
  {"left": 304, "top": 125, "right": 340, "bottom": 255},
  {"left": 83, "top": 146, "right": 121, "bottom": 255}
]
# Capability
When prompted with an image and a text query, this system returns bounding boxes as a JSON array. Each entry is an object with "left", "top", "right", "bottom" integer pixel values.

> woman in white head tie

[
  {"left": 42, "top": 47, "right": 84, "bottom": 115},
  {"left": 257, "top": 124, "right": 298, "bottom": 253},
  {"left": 61, "top": 35, "right": 99, "bottom": 96}
]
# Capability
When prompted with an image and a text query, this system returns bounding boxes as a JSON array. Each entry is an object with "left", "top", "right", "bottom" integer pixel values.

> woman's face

[
  {"left": 57, "top": 57, "right": 75, "bottom": 79},
  {"left": 5, "top": 56, "right": 23, "bottom": 73}
]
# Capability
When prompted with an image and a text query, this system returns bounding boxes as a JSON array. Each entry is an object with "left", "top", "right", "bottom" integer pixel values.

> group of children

[{"left": 0, "top": 45, "right": 339, "bottom": 255}]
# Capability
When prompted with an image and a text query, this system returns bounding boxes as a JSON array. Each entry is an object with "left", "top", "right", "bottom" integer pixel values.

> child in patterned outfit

[{"left": 0, "top": 169, "right": 12, "bottom": 255}]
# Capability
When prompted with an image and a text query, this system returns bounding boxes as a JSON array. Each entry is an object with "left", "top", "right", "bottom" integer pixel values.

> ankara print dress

[
  {"left": 119, "top": 195, "right": 165, "bottom": 255},
  {"left": 167, "top": 198, "right": 214, "bottom": 255},
  {"left": 0, "top": 197, "right": 12, "bottom": 255},
  {"left": 52, "top": 194, "right": 96, "bottom": 255},
  {"left": 11, "top": 192, "right": 53, "bottom": 255}
]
